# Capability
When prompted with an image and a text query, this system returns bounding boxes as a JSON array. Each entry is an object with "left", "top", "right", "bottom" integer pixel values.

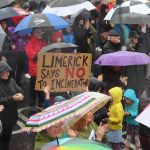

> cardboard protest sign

[{"left": 35, "top": 52, "right": 92, "bottom": 92}]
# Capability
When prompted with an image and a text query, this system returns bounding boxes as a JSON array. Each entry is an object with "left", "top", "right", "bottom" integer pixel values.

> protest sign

[
  {"left": 135, "top": 104, "right": 150, "bottom": 128},
  {"left": 35, "top": 52, "right": 92, "bottom": 92}
]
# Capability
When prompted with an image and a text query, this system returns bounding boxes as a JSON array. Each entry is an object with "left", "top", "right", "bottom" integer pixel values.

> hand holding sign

[{"left": 43, "top": 86, "right": 50, "bottom": 99}]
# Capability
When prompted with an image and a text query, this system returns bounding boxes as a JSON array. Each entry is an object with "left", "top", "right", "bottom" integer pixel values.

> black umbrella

[
  {"left": 0, "top": 25, "right": 6, "bottom": 51},
  {"left": 49, "top": 0, "right": 87, "bottom": 7},
  {"left": 110, "top": 13, "right": 150, "bottom": 24},
  {"left": 0, "top": 0, "right": 15, "bottom": 8},
  {"left": 41, "top": 42, "right": 78, "bottom": 53},
  {"left": 0, "top": 7, "right": 30, "bottom": 20}
]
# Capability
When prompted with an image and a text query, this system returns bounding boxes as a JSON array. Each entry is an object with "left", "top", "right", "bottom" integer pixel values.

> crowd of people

[{"left": 0, "top": 0, "right": 150, "bottom": 150}]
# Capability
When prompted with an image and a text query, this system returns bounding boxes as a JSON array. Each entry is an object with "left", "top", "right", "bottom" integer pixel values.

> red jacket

[
  {"left": 26, "top": 36, "right": 47, "bottom": 76},
  {"left": 11, "top": 15, "right": 26, "bottom": 26}
]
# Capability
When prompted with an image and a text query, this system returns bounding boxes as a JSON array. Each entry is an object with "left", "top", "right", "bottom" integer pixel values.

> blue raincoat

[{"left": 124, "top": 89, "right": 139, "bottom": 126}]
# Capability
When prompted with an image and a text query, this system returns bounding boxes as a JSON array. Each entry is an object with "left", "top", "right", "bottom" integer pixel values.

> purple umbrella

[{"left": 95, "top": 51, "right": 150, "bottom": 66}]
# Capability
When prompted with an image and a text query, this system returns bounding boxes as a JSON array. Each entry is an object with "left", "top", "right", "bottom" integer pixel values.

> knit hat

[
  {"left": 53, "top": 96, "right": 66, "bottom": 103},
  {"left": 108, "top": 30, "right": 120, "bottom": 36},
  {"left": 22, "top": 2, "right": 30, "bottom": 9},
  {"left": 129, "top": 31, "right": 140, "bottom": 38},
  {"left": 0, "top": 61, "right": 12, "bottom": 76}
]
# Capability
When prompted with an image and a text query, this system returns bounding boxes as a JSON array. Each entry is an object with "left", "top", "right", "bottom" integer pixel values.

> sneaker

[{"left": 24, "top": 73, "right": 31, "bottom": 79}]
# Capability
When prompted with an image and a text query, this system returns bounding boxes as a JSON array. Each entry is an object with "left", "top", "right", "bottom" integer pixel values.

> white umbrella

[
  {"left": 104, "top": 0, "right": 150, "bottom": 21},
  {"left": 42, "top": 1, "right": 96, "bottom": 17},
  {"left": 0, "top": 0, "right": 15, "bottom": 7}
]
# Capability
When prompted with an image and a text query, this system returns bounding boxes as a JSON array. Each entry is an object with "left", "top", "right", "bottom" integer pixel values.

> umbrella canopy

[
  {"left": 110, "top": 13, "right": 150, "bottom": 24},
  {"left": 42, "top": 138, "right": 111, "bottom": 150},
  {"left": 104, "top": 0, "right": 150, "bottom": 21},
  {"left": 14, "top": 13, "right": 69, "bottom": 32},
  {"left": 94, "top": 51, "right": 150, "bottom": 66},
  {"left": 0, "top": 7, "right": 30, "bottom": 20},
  {"left": 0, "top": 0, "right": 15, "bottom": 8},
  {"left": 41, "top": 42, "right": 78, "bottom": 53},
  {"left": 0, "top": 25, "right": 6, "bottom": 51},
  {"left": 42, "top": 1, "right": 95, "bottom": 17},
  {"left": 90, "top": 0, "right": 101, "bottom": 3},
  {"left": 24, "top": 92, "right": 110, "bottom": 132},
  {"left": 135, "top": 104, "right": 150, "bottom": 128},
  {"left": 49, "top": 0, "right": 87, "bottom": 7}
]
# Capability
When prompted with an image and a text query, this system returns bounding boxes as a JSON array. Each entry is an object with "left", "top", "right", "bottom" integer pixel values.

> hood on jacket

[
  {"left": 0, "top": 61, "right": 12, "bottom": 76},
  {"left": 88, "top": 77, "right": 107, "bottom": 93},
  {"left": 100, "top": 4, "right": 109, "bottom": 15},
  {"left": 109, "top": 87, "right": 122, "bottom": 103},
  {"left": 124, "top": 89, "right": 138, "bottom": 102},
  {"left": 88, "top": 77, "right": 102, "bottom": 92}
]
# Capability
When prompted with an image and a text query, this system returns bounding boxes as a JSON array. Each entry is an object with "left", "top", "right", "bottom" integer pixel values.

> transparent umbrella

[
  {"left": 0, "top": 25, "right": 6, "bottom": 51},
  {"left": 0, "top": 0, "right": 15, "bottom": 8}
]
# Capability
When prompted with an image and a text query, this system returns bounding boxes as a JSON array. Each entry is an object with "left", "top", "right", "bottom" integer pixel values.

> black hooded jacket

[
  {"left": 103, "top": 41, "right": 121, "bottom": 54},
  {"left": 99, "top": 4, "right": 112, "bottom": 34},
  {"left": 0, "top": 78, "right": 23, "bottom": 124}
]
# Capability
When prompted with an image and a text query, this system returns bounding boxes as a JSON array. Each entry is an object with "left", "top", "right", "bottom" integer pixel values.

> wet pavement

[{"left": 10, "top": 76, "right": 40, "bottom": 150}]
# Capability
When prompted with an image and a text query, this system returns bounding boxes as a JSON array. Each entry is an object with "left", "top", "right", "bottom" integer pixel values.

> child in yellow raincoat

[{"left": 107, "top": 87, "right": 124, "bottom": 150}]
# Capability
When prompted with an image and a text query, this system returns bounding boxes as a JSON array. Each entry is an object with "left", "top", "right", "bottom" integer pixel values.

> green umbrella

[{"left": 42, "top": 138, "right": 111, "bottom": 150}]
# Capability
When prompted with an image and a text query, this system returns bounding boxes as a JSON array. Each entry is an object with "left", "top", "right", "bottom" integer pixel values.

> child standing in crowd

[
  {"left": 107, "top": 87, "right": 124, "bottom": 150},
  {"left": 43, "top": 86, "right": 67, "bottom": 108},
  {"left": 62, "top": 20, "right": 75, "bottom": 44},
  {"left": 124, "top": 89, "right": 140, "bottom": 150}
]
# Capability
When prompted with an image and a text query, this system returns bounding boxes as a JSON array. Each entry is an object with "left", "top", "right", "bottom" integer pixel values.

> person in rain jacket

[
  {"left": 34, "top": 122, "right": 68, "bottom": 150},
  {"left": 0, "top": 61, "right": 24, "bottom": 150},
  {"left": 26, "top": 28, "right": 47, "bottom": 108},
  {"left": 123, "top": 89, "right": 140, "bottom": 150},
  {"left": 139, "top": 74, "right": 150, "bottom": 150},
  {"left": 34, "top": 122, "right": 78, "bottom": 150},
  {"left": 62, "top": 19, "right": 75, "bottom": 44},
  {"left": 107, "top": 87, "right": 124, "bottom": 150}
]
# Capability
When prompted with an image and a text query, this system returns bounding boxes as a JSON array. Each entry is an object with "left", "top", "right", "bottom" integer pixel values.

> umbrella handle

[
  {"left": 121, "top": 66, "right": 125, "bottom": 76},
  {"left": 56, "top": 137, "right": 60, "bottom": 147},
  {"left": 65, "top": 121, "right": 69, "bottom": 130}
]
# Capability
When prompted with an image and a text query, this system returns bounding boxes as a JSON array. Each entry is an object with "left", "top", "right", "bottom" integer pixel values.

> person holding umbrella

[
  {"left": 0, "top": 19, "right": 17, "bottom": 78},
  {"left": 34, "top": 121, "right": 77, "bottom": 150},
  {"left": 103, "top": 29, "right": 121, "bottom": 54},
  {"left": 72, "top": 110, "right": 108, "bottom": 142},
  {"left": 25, "top": 27, "right": 47, "bottom": 109}
]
